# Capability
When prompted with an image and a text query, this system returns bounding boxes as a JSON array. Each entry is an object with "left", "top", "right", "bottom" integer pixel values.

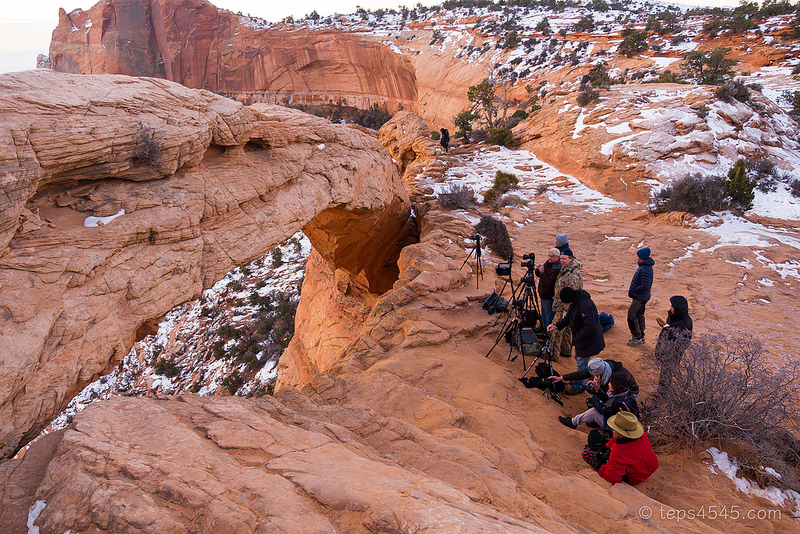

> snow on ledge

[
  {"left": 27, "top": 500, "right": 46, "bottom": 534},
  {"left": 84, "top": 209, "right": 125, "bottom": 228}
]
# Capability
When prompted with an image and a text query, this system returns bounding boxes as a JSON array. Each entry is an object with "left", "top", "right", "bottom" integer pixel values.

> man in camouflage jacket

[{"left": 550, "top": 253, "right": 583, "bottom": 360}]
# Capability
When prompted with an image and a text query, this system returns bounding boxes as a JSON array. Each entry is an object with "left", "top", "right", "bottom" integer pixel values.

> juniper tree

[{"left": 724, "top": 159, "right": 755, "bottom": 211}]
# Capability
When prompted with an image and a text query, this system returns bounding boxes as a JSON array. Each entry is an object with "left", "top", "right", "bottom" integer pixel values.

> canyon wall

[
  {"left": 0, "top": 69, "right": 410, "bottom": 459},
  {"left": 49, "top": 0, "right": 418, "bottom": 113}
]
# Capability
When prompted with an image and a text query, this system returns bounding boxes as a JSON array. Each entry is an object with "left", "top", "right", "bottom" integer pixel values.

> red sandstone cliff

[{"left": 49, "top": 0, "right": 418, "bottom": 112}]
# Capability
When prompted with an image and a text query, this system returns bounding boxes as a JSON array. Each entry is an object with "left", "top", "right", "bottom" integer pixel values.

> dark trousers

[{"left": 628, "top": 299, "right": 647, "bottom": 339}]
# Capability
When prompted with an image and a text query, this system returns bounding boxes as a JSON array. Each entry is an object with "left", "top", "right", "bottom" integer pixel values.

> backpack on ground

[{"left": 598, "top": 312, "right": 614, "bottom": 332}]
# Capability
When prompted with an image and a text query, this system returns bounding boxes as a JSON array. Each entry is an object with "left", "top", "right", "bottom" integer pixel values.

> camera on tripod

[
  {"left": 495, "top": 252, "right": 513, "bottom": 277},
  {"left": 520, "top": 253, "right": 535, "bottom": 270}
]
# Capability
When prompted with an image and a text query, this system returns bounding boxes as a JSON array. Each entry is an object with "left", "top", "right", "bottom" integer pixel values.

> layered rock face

[
  {"left": 0, "top": 69, "right": 410, "bottom": 459},
  {"left": 49, "top": 0, "right": 418, "bottom": 112}
]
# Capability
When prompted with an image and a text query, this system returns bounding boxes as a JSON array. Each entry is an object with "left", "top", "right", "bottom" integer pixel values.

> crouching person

[
  {"left": 582, "top": 411, "right": 658, "bottom": 485},
  {"left": 558, "top": 373, "right": 638, "bottom": 430}
]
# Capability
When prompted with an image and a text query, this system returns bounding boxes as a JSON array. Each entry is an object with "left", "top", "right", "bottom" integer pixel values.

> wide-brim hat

[{"left": 607, "top": 411, "right": 644, "bottom": 439}]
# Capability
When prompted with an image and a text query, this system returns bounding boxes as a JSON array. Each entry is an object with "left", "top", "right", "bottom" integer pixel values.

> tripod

[
  {"left": 520, "top": 340, "right": 563, "bottom": 405},
  {"left": 484, "top": 258, "right": 543, "bottom": 363},
  {"left": 460, "top": 235, "right": 483, "bottom": 288}
]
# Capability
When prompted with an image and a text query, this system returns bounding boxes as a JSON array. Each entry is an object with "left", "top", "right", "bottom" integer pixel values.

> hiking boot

[
  {"left": 558, "top": 416, "right": 577, "bottom": 429},
  {"left": 564, "top": 385, "right": 583, "bottom": 396},
  {"left": 627, "top": 338, "right": 645, "bottom": 346}
]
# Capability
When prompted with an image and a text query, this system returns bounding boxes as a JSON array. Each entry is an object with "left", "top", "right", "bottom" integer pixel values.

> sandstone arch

[{"left": 0, "top": 70, "right": 411, "bottom": 459}]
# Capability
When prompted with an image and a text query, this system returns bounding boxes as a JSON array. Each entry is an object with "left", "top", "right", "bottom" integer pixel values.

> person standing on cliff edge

[
  {"left": 440, "top": 128, "right": 450, "bottom": 152},
  {"left": 627, "top": 247, "right": 654, "bottom": 346}
]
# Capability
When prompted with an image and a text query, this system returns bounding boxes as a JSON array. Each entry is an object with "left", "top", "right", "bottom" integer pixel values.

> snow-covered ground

[
  {"left": 707, "top": 447, "right": 800, "bottom": 515},
  {"left": 429, "top": 145, "right": 626, "bottom": 215}
]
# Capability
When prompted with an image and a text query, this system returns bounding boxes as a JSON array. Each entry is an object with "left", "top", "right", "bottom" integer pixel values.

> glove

[{"left": 657, "top": 317, "right": 666, "bottom": 327}]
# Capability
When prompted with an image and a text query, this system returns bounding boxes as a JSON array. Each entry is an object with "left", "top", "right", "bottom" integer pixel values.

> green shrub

[
  {"left": 724, "top": 159, "right": 755, "bottom": 211},
  {"left": 222, "top": 371, "right": 243, "bottom": 395},
  {"left": 619, "top": 29, "right": 648, "bottom": 58},
  {"left": 474, "top": 214, "right": 513, "bottom": 260},
  {"left": 227, "top": 280, "right": 243, "bottom": 291},
  {"left": 650, "top": 173, "right": 725, "bottom": 215},
  {"left": 453, "top": 109, "right": 479, "bottom": 140},
  {"left": 191, "top": 382, "right": 202, "bottom": 393},
  {"left": 656, "top": 70, "right": 685, "bottom": 84},
  {"left": 483, "top": 171, "right": 519, "bottom": 206},
  {"left": 271, "top": 248, "right": 284, "bottom": 268},
  {"left": 715, "top": 80, "right": 750, "bottom": 103},
  {"left": 576, "top": 86, "right": 599, "bottom": 107},
  {"left": 218, "top": 324, "right": 240, "bottom": 339},
  {"left": 154, "top": 358, "right": 179, "bottom": 378},
  {"left": 780, "top": 90, "right": 800, "bottom": 115},
  {"left": 487, "top": 127, "right": 513, "bottom": 147}
]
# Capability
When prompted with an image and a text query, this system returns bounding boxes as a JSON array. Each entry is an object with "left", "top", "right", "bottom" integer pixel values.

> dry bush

[
  {"left": 640, "top": 333, "right": 800, "bottom": 491},
  {"left": 133, "top": 121, "right": 165, "bottom": 167},
  {"left": 438, "top": 183, "right": 476, "bottom": 209},
  {"left": 650, "top": 173, "right": 725, "bottom": 215},
  {"left": 474, "top": 214, "right": 513, "bottom": 260}
]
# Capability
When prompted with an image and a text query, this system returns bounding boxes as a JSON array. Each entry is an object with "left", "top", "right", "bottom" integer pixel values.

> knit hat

[
  {"left": 560, "top": 247, "right": 574, "bottom": 258},
  {"left": 670, "top": 295, "right": 688, "bottom": 312},
  {"left": 559, "top": 287, "right": 577, "bottom": 303},
  {"left": 607, "top": 411, "right": 644, "bottom": 439},
  {"left": 556, "top": 234, "right": 569, "bottom": 246},
  {"left": 636, "top": 247, "right": 651, "bottom": 260},
  {"left": 588, "top": 357, "right": 606, "bottom": 375},
  {"left": 549, "top": 248, "right": 561, "bottom": 257}
]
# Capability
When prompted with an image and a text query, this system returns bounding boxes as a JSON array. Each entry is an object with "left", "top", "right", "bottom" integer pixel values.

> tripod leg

[{"left": 521, "top": 355, "right": 540, "bottom": 379}]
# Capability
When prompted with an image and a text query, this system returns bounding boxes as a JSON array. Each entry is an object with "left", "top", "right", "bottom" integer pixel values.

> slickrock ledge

[{"left": 0, "top": 69, "right": 410, "bottom": 459}]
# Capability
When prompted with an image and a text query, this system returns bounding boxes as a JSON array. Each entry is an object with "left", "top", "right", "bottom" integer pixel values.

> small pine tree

[{"left": 724, "top": 159, "right": 755, "bottom": 211}]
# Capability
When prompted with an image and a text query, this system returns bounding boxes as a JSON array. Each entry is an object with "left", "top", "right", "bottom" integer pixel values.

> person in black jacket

[
  {"left": 627, "top": 247, "right": 654, "bottom": 346},
  {"left": 558, "top": 373, "right": 638, "bottom": 430},
  {"left": 654, "top": 295, "right": 693, "bottom": 390},
  {"left": 535, "top": 248, "right": 561, "bottom": 328},
  {"left": 547, "top": 287, "right": 604, "bottom": 393},
  {"left": 440, "top": 128, "right": 450, "bottom": 152}
]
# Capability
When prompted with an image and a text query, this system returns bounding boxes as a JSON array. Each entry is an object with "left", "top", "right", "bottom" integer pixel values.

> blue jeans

[
  {"left": 541, "top": 299, "right": 554, "bottom": 329},
  {"left": 574, "top": 355, "right": 590, "bottom": 389}
]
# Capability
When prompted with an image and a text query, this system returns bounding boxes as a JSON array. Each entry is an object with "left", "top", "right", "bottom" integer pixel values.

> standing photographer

[
  {"left": 535, "top": 248, "right": 561, "bottom": 329},
  {"left": 547, "top": 286, "right": 604, "bottom": 393},
  {"left": 549, "top": 254, "right": 583, "bottom": 360}
]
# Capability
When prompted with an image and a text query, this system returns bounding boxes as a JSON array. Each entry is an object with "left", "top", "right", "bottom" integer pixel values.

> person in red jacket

[{"left": 582, "top": 411, "right": 659, "bottom": 485}]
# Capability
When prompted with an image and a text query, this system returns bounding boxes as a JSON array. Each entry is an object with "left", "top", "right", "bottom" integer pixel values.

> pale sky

[{"left": 0, "top": 0, "right": 743, "bottom": 73}]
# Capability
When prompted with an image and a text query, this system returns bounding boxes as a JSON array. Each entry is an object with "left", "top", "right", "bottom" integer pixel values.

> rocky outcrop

[
  {"left": 514, "top": 83, "right": 800, "bottom": 203},
  {"left": 49, "top": 0, "right": 418, "bottom": 112},
  {"left": 0, "top": 69, "right": 410, "bottom": 459},
  {"left": 378, "top": 110, "right": 448, "bottom": 193}
]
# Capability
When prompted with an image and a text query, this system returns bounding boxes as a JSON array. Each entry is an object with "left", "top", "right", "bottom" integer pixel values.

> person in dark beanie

[
  {"left": 627, "top": 247, "right": 654, "bottom": 346},
  {"left": 535, "top": 248, "right": 561, "bottom": 328},
  {"left": 555, "top": 233, "right": 571, "bottom": 257},
  {"left": 547, "top": 286, "right": 604, "bottom": 393},
  {"left": 654, "top": 295, "right": 693, "bottom": 390}
]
